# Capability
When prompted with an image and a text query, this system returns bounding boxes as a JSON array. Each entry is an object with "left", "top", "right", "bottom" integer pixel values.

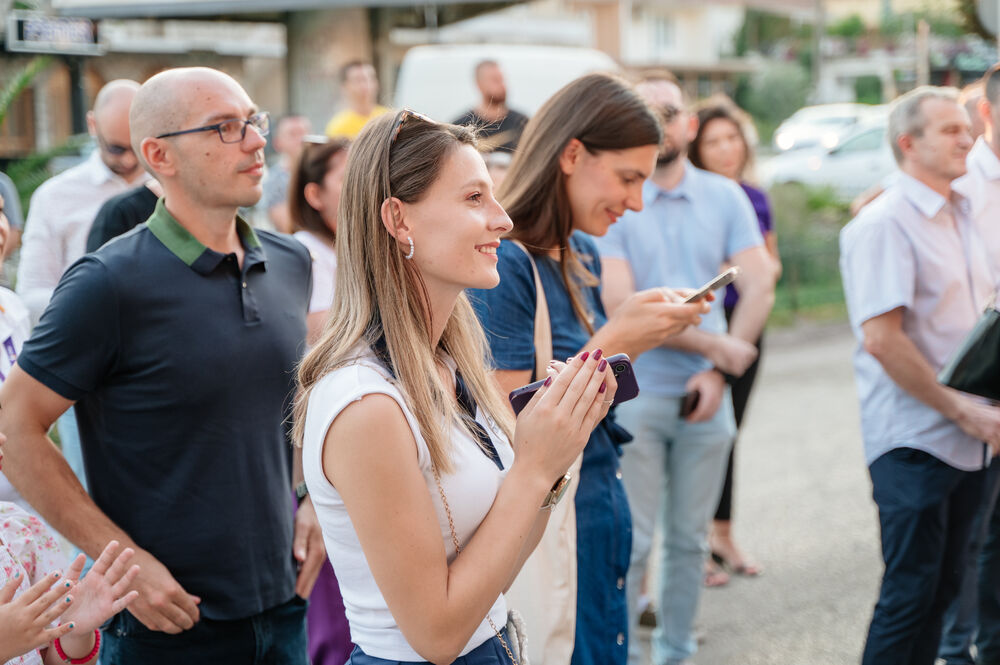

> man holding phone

[
  {"left": 841, "top": 86, "right": 1000, "bottom": 665},
  {"left": 596, "top": 72, "right": 776, "bottom": 665}
]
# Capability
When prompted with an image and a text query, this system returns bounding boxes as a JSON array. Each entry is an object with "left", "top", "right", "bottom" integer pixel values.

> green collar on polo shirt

[{"left": 145, "top": 198, "right": 262, "bottom": 269}]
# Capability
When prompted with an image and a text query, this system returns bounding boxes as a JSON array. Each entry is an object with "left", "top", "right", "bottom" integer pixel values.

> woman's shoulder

[{"left": 311, "top": 354, "right": 398, "bottom": 404}]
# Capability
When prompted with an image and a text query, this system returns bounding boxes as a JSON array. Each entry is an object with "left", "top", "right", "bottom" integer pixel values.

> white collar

[{"left": 969, "top": 138, "right": 1000, "bottom": 182}]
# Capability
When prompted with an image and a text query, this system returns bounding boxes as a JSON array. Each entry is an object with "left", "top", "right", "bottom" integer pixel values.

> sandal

[
  {"left": 711, "top": 550, "right": 762, "bottom": 577},
  {"left": 703, "top": 558, "right": 730, "bottom": 587}
]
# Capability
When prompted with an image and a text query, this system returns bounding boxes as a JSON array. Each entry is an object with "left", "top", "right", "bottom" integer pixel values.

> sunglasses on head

[{"left": 389, "top": 109, "right": 435, "bottom": 146}]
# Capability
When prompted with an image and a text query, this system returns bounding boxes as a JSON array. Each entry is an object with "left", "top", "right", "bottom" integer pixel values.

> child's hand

[
  {"left": 0, "top": 570, "right": 76, "bottom": 662},
  {"left": 59, "top": 540, "right": 140, "bottom": 636}
]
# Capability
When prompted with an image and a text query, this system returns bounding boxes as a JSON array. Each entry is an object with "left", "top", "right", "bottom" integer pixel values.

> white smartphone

[{"left": 683, "top": 267, "right": 741, "bottom": 303}]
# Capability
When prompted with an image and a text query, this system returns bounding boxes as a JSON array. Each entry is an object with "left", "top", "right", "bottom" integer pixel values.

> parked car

[
  {"left": 393, "top": 44, "right": 619, "bottom": 123},
  {"left": 772, "top": 103, "right": 886, "bottom": 152},
  {"left": 760, "top": 119, "right": 896, "bottom": 200}
]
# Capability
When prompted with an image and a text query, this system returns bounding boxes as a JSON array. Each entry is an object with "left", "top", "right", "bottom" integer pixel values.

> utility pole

[
  {"left": 916, "top": 18, "right": 929, "bottom": 86},
  {"left": 813, "top": 0, "right": 824, "bottom": 101}
]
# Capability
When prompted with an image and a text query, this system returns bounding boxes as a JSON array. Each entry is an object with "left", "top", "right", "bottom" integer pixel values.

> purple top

[{"left": 724, "top": 182, "right": 773, "bottom": 310}]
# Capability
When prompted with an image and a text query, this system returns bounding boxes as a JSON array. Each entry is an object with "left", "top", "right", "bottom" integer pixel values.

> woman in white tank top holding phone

[{"left": 293, "top": 110, "right": 618, "bottom": 665}]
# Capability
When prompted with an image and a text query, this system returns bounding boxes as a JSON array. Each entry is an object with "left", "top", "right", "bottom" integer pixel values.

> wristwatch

[
  {"left": 540, "top": 473, "right": 572, "bottom": 511},
  {"left": 295, "top": 481, "right": 309, "bottom": 506}
]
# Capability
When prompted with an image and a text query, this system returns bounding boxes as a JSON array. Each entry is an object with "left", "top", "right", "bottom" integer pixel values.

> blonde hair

[
  {"left": 292, "top": 111, "right": 515, "bottom": 473},
  {"left": 499, "top": 73, "right": 662, "bottom": 335}
]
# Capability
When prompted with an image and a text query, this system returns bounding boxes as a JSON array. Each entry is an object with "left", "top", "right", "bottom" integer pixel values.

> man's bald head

[
  {"left": 129, "top": 67, "right": 266, "bottom": 213},
  {"left": 130, "top": 67, "right": 252, "bottom": 171},
  {"left": 87, "top": 79, "right": 142, "bottom": 181}
]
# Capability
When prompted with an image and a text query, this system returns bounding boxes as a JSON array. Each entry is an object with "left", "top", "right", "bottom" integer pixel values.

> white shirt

[
  {"left": 293, "top": 230, "right": 337, "bottom": 313},
  {"left": 15, "top": 151, "right": 139, "bottom": 325},
  {"left": 302, "top": 349, "right": 512, "bottom": 661},
  {"left": 840, "top": 173, "right": 996, "bottom": 471},
  {"left": 954, "top": 138, "right": 1000, "bottom": 275}
]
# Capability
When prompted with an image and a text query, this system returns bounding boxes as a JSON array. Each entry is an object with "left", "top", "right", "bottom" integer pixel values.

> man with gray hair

[{"left": 840, "top": 85, "right": 1000, "bottom": 665}]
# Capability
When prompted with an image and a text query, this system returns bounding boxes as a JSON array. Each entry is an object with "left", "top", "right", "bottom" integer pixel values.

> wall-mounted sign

[{"left": 6, "top": 11, "right": 105, "bottom": 55}]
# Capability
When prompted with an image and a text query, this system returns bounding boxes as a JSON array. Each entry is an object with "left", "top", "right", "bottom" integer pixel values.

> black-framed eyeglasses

[
  {"left": 389, "top": 109, "right": 435, "bottom": 146},
  {"left": 156, "top": 112, "right": 270, "bottom": 144}
]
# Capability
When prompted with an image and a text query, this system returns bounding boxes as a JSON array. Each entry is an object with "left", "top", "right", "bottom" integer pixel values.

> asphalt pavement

[{"left": 634, "top": 321, "right": 883, "bottom": 665}]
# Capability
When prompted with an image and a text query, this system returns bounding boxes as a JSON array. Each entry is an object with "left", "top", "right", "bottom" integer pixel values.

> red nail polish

[
  {"left": 579, "top": 351, "right": 589, "bottom": 362},
  {"left": 598, "top": 359, "right": 608, "bottom": 372},
  {"left": 593, "top": 349, "right": 603, "bottom": 362},
  {"left": 544, "top": 376, "right": 553, "bottom": 387},
  {"left": 599, "top": 381, "right": 607, "bottom": 393}
]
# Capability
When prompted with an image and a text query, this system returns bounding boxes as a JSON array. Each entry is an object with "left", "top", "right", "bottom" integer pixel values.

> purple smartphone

[{"left": 509, "top": 353, "right": 640, "bottom": 415}]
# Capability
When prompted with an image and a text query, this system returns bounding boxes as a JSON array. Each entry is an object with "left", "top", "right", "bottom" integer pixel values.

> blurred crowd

[{"left": 0, "top": 52, "right": 996, "bottom": 665}]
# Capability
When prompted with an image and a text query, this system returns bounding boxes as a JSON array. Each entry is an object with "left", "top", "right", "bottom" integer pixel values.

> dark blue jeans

[
  {"left": 101, "top": 595, "right": 308, "bottom": 664},
  {"left": 345, "top": 629, "right": 514, "bottom": 664},
  {"left": 977, "top": 474, "right": 1000, "bottom": 665},
  {"left": 939, "top": 459, "right": 1000, "bottom": 664},
  {"left": 863, "top": 448, "right": 985, "bottom": 665}
]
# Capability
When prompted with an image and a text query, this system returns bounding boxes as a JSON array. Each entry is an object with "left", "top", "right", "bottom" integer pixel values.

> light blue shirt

[
  {"left": 593, "top": 165, "right": 763, "bottom": 397},
  {"left": 840, "top": 173, "right": 996, "bottom": 471}
]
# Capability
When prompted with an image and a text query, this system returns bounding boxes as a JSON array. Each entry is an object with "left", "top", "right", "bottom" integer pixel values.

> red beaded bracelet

[{"left": 53, "top": 629, "right": 100, "bottom": 664}]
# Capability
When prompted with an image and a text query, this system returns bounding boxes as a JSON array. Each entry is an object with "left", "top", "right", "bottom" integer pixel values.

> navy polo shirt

[{"left": 18, "top": 198, "right": 312, "bottom": 620}]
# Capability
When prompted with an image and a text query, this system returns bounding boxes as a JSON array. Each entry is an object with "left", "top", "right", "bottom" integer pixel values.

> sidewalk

[{"left": 635, "top": 321, "right": 882, "bottom": 665}]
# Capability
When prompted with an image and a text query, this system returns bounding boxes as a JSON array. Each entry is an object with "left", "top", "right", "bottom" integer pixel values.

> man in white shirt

[
  {"left": 940, "top": 64, "right": 1000, "bottom": 665},
  {"left": 16, "top": 79, "right": 144, "bottom": 324},
  {"left": 15, "top": 79, "right": 144, "bottom": 490},
  {"left": 840, "top": 85, "right": 1000, "bottom": 665}
]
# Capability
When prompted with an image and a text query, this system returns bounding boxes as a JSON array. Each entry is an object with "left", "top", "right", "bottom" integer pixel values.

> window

[
  {"left": 0, "top": 87, "right": 36, "bottom": 158},
  {"left": 833, "top": 128, "right": 885, "bottom": 154}
]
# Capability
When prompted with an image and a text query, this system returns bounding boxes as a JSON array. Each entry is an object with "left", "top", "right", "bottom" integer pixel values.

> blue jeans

[
  {"left": 863, "top": 448, "right": 985, "bottom": 665},
  {"left": 58, "top": 407, "right": 87, "bottom": 492},
  {"left": 977, "top": 468, "right": 1000, "bottom": 665},
  {"left": 939, "top": 459, "right": 1000, "bottom": 664},
  {"left": 345, "top": 629, "right": 514, "bottom": 664},
  {"left": 101, "top": 595, "right": 308, "bottom": 664},
  {"left": 616, "top": 391, "right": 735, "bottom": 665}
]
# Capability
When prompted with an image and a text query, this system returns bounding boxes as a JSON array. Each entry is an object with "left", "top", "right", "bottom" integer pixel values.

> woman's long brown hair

[{"left": 497, "top": 72, "right": 662, "bottom": 334}]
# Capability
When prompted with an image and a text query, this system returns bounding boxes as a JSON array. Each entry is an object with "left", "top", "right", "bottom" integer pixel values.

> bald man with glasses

[{"left": 0, "top": 67, "right": 320, "bottom": 663}]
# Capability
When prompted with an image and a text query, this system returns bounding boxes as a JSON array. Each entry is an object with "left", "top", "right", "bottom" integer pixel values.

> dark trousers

[
  {"left": 938, "top": 459, "right": 1000, "bottom": 664},
  {"left": 863, "top": 448, "right": 986, "bottom": 665},
  {"left": 714, "top": 305, "right": 762, "bottom": 522},
  {"left": 978, "top": 474, "right": 1000, "bottom": 664},
  {"left": 101, "top": 595, "right": 308, "bottom": 665}
]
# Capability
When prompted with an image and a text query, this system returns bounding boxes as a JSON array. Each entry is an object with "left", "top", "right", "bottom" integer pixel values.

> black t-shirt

[
  {"left": 86, "top": 184, "right": 159, "bottom": 252},
  {"left": 452, "top": 108, "right": 529, "bottom": 153},
  {"left": 19, "top": 200, "right": 312, "bottom": 619}
]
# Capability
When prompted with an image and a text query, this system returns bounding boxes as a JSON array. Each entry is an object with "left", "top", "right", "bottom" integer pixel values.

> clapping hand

[
  {"left": 58, "top": 540, "right": 140, "bottom": 637},
  {"left": 0, "top": 569, "right": 78, "bottom": 662}
]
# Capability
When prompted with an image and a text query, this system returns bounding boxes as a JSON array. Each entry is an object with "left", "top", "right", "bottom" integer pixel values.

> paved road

[{"left": 636, "top": 322, "right": 883, "bottom": 665}]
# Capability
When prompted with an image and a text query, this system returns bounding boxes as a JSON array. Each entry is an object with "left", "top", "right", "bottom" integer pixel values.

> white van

[{"left": 393, "top": 44, "right": 620, "bottom": 123}]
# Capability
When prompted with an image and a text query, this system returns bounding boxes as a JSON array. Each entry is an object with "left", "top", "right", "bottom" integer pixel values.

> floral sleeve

[{"left": 0, "top": 502, "right": 68, "bottom": 665}]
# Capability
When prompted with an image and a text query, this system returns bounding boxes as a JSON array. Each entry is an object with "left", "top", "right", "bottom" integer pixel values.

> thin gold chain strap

[{"left": 431, "top": 465, "right": 519, "bottom": 665}]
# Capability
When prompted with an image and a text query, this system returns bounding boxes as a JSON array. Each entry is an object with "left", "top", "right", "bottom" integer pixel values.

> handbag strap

[
  {"left": 508, "top": 240, "right": 553, "bottom": 380},
  {"left": 431, "top": 465, "right": 519, "bottom": 665}
]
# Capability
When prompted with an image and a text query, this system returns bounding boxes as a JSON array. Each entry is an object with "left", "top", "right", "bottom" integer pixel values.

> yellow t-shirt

[{"left": 324, "top": 106, "right": 390, "bottom": 139}]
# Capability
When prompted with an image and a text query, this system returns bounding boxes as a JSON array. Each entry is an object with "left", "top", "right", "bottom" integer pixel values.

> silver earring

[{"left": 404, "top": 237, "right": 415, "bottom": 260}]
